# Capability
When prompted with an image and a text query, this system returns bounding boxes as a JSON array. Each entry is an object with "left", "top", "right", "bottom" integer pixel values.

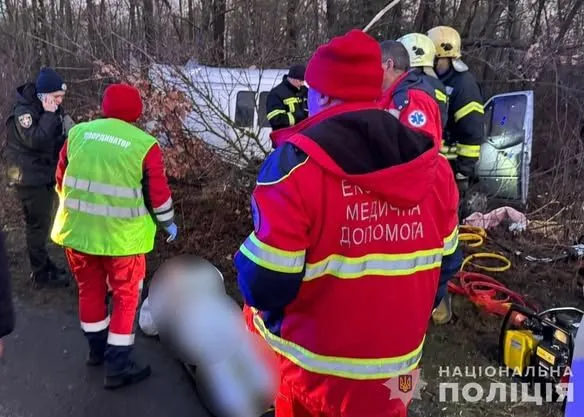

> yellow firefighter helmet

[
  {"left": 427, "top": 26, "right": 462, "bottom": 59},
  {"left": 397, "top": 33, "right": 436, "bottom": 68}
]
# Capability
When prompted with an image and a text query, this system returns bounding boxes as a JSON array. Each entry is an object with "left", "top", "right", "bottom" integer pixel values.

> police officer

[
  {"left": 265, "top": 64, "right": 308, "bottom": 138},
  {"left": 5, "top": 67, "right": 72, "bottom": 289},
  {"left": 427, "top": 26, "right": 485, "bottom": 193}
]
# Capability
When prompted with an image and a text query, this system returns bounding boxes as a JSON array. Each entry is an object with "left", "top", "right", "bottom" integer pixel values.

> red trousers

[
  {"left": 243, "top": 305, "right": 408, "bottom": 417},
  {"left": 66, "top": 249, "right": 145, "bottom": 346},
  {"left": 244, "top": 306, "right": 321, "bottom": 417}
]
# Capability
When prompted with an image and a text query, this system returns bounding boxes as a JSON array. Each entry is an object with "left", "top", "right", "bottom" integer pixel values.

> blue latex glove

[{"left": 165, "top": 223, "right": 178, "bottom": 242}]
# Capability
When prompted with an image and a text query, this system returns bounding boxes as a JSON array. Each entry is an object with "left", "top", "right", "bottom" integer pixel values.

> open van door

[{"left": 475, "top": 90, "right": 535, "bottom": 207}]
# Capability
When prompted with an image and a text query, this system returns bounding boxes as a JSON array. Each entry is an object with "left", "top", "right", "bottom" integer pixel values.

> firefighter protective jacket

[
  {"left": 265, "top": 76, "right": 308, "bottom": 133},
  {"left": 235, "top": 102, "right": 460, "bottom": 417},
  {"left": 380, "top": 69, "right": 448, "bottom": 146},
  {"left": 439, "top": 67, "right": 485, "bottom": 176}
]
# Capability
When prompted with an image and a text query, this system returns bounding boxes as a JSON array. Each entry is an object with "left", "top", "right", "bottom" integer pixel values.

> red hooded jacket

[
  {"left": 235, "top": 102, "right": 459, "bottom": 417},
  {"left": 380, "top": 69, "right": 446, "bottom": 146}
]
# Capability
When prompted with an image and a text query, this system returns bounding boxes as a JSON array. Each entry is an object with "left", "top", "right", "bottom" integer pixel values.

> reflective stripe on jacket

[
  {"left": 235, "top": 102, "right": 460, "bottom": 416},
  {"left": 439, "top": 68, "right": 484, "bottom": 160},
  {"left": 241, "top": 223, "right": 458, "bottom": 381},
  {"left": 51, "top": 118, "right": 157, "bottom": 256},
  {"left": 266, "top": 76, "right": 308, "bottom": 133}
]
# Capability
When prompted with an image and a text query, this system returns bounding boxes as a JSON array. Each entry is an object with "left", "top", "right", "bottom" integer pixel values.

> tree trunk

[
  {"left": 326, "top": 0, "right": 336, "bottom": 37},
  {"left": 143, "top": 0, "right": 155, "bottom": 57},
  {"left": 452, "top": 0, "right": 474, "bottom": 29},
  {"left": 212, "top": 0, "right": 226, "bottom": 64},
  {"left": 555, "top": 0, "right": 584, "bottom": 47},
  {"left": 413, "top": 1, "right": 433, "bottom": 33},
  {"left": 286, "top": 0, "right": 299, "bottom": 55},
  {"left": 531, "top": 0, "right": 546, "bottom": 42},
  {"left": 86, "top": 0, "right": 98, "bottom": 57}
]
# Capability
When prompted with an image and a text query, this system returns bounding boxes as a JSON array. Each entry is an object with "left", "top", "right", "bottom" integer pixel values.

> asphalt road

[{"left": 0, "top": 299, "right": 211, "bottom": 417}]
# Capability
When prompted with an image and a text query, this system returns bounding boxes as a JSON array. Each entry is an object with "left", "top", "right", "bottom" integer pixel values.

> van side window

[
  {"left": 235, "top": 91, "right": 255, "bottom": 128},
  {"left": 258, "top": 92, "right": 270, "bottom": 128}
]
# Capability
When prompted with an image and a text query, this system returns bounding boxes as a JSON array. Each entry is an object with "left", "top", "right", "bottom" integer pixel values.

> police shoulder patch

[
  {"left": 408, "top": 110, "right": 427, "bottom": 128},
  {"left": 257, "top": 142, "right": 308, "bottom": 185},
  {"left": 18, "top": 113, "right": 33, "bottom": 129}
]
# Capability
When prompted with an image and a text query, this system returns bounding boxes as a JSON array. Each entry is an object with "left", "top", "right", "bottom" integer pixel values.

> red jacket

[
  {"left": 380, "top": 70, "right": 444, "bottom": 146},
  {"left": 56, "top": 138, "right": 174, "bottom": 226},
  {"left": 235, "top": 102, "right": 459, "bottom": 417}
]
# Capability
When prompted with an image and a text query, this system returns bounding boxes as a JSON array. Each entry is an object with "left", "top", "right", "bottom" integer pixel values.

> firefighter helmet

[
  {"left": 397, "top": 33, "right": 437, "bottom": 68},
  {"left": 427, "top": 26, "right": 462, "bottom": 59}
]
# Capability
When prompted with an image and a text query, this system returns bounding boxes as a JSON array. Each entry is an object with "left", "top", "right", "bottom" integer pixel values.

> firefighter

[
  {"left": 235, "top": 29, "right": 460, "bottom": 417},
  {"left": 4, "top": 67, "right": 73, "bottom": 289},
  {"left": 394, "top": 33, "right": 462, "bottom": 325},
  {"left": 379, "top": 38, "right": 445, "bottom": 145},
  {"left": 50, "top": 83, "right": 178, "bottom": 390},
  {"left": 427, "top": 26, "right": 485, "bottom": 193},
  {"left": 265, "top": 64, "right": 308, "bottom": 137},
  {"left": 427, "top": 26, "right": 485, "bottom": 325}
]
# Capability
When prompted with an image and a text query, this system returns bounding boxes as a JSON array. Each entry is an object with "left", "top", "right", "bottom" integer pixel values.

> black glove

[
  {"left": 455, "top": 156, "right": 477, "bottom": 179},
  {"left": 295, "top": 98, "right": 309, "bottom": 122},
  {"left": 455, "top": 172, "right": 469, "bottom": 195}
]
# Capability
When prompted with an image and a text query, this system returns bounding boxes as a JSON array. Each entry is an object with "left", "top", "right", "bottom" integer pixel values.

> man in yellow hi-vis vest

[{"left": 51, "top": 83, "right": 178, "bottom": 390}]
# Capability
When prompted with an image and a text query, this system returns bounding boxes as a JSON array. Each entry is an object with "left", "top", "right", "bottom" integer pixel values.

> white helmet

[{"left": 397, "top": 33, "right": 438, "bottom": 78}]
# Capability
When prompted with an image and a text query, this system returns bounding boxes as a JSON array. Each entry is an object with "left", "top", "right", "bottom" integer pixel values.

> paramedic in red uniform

[
  {"left": 379, "top": 39, "right": 445, "bottom": 146},
  {"left": 51, "top": 83, "right": 178, "bottom": 389},
  {"left": 235, "top": 29, "right": 461, "bottom": 417}
]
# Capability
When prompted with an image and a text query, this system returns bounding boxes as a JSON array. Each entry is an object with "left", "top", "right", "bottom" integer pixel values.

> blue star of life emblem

[{"left": 409, "top": 111, "right": 426, "bottom": 127}]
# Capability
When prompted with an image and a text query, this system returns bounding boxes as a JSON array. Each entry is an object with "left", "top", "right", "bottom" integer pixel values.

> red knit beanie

[
  {"left": 305, "top": 29, "right": 383, "bottom": 102},
  {"left": 102, "top": 83, "right": 143, "bottom": 123}
]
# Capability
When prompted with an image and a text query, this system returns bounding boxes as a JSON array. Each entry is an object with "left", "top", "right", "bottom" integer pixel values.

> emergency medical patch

[
  {"left": 18, "top": 113, "right": 32, "bottom": 129},
  {"left": 250, "top": 195, "right": 261, "bottom": 233},
  {"left": 408, "top": 111, "right": 427, "bottom": 128}
]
